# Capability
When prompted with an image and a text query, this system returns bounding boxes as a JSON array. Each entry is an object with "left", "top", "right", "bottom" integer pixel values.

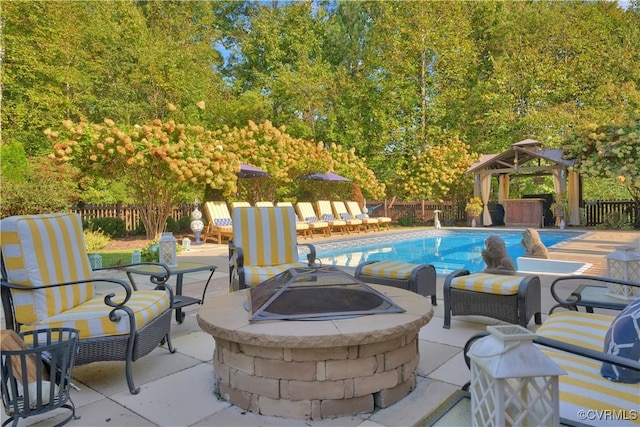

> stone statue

[
  {"left": 482, "top": 235, "right": 516, "bottom": 275},
  {"left": 521, "top": 228, "right": 549, "bottom": 259}
]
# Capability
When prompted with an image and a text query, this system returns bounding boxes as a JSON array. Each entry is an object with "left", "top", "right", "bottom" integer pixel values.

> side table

[
  {"left": 549, "top": 275, "right": 636, "bottom": 314},
  {"left": 126, "top": 261, "right": 217, "bottom": 323}
]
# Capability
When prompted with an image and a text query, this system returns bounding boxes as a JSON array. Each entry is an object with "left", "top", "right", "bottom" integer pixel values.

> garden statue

[
  {"left": 482, "top": 235, "right": 516, "bottom": 275},
  {"left": 521, "top": 228, "right": 549, "bottom": 259}
]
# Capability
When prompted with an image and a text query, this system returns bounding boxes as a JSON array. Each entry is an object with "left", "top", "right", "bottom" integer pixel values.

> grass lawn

[{"left": 94, "top": 250, "right": 136, "bottom": 267}]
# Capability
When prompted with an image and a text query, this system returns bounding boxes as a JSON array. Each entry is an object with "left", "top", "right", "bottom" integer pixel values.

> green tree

[
  {"left": 564, "top": 118, "right": 640, "bottom": 227},
  {"left": 48, "top": 118, "right": 240, "bottom": 238}
]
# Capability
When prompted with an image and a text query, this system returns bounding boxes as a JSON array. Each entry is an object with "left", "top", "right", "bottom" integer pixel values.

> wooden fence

[
  {"left": 72, "top": 199, "right": 636, "bottom": 232},
  {"left": 582, "top": 200, "right": 637, "bottom": 226}
]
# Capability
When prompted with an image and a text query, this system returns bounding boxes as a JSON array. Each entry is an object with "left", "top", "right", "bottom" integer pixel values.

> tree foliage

[
  {"left": 390, "top": 136, "right": 477, "bottom": 202},
  {"left": 2, "top": 0, "right": 640, "bottom": 216},
  {"left": 564, "top": 117, "right": 640, "bottom": 225},
  {"left": 47, "top": 116, "right": 384, "bottom": 236}
]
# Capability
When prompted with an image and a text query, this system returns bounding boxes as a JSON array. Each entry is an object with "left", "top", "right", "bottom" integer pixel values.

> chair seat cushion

[
  {"left": 242, "top": 263, "right": 308, "bottom": 287},
  {"left": 450, "top": 273, "right": 523, "bottom": 295},
  {"left": 20, "top": 290, "right": 171, "bottom": 339},
  {"left": 359, "top": 261, "right": 419, "bottom": 280},
  {"left": 542, "top": 349, "right": 640, "bottom": 427},
  {"left": 536, "top": 311, "right": 613, "bottom": 352}
]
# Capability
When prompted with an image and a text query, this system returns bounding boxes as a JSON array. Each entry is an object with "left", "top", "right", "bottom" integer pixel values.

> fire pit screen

[{"left": 247, "top": 266, "right": 406, "bottom": 322}]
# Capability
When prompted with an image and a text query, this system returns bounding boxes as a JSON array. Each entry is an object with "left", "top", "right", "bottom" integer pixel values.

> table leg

[
  {"left": 175, "top": 273, "right": 186, "bottom": 323},
  {"left": 126, "top": 272, "right": 139, "bottom": 291}
]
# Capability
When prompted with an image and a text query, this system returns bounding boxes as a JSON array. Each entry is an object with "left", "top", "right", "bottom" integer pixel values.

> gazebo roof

[{"left": 467, "top": 139, "right": 575, "bottom": 174}]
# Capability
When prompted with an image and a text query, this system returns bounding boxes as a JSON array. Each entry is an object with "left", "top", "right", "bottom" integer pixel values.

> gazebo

[{"left": 467, "top": 139, "right": 580, "bottom": 227}]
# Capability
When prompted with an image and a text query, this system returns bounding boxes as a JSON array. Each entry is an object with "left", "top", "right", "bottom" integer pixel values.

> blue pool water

[{"left": 312, "top": 229, "right": 586, "bottom": 275}]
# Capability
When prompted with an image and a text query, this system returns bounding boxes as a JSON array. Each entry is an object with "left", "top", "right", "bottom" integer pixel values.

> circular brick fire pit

[{"left": 197, "top": 284, "right": 433, "bottom": 420}]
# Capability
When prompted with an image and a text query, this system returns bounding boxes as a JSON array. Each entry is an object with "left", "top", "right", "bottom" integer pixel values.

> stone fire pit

[{"left": 197, "top": 284, "right": 433, "bottom": 420}]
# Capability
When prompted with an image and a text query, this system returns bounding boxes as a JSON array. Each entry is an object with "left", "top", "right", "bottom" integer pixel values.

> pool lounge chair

[
  {"left": 294, "top": 202, "right": 331, "bottom": 237},
  {"left": 228, "top": 206, "right": 317, "bottom": 290},
  {"left": 204, "top": 201, "right": 234, "bottom": 244},
  {"left": 0, "top": 213, "right": 175, "bottom": 395},
  {"left": 331, "top": 201, "right": 364, "bottom": 233},
  {"left": 346, "top": 200, "right": 391, "bottom": 230},
  {"left": 316, "top": 200, "right": 349, "bottom": 235}
]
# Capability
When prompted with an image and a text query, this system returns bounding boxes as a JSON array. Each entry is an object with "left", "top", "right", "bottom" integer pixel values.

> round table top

[{"left": 197, "top": 284, "right": 433, "bottom": 348}]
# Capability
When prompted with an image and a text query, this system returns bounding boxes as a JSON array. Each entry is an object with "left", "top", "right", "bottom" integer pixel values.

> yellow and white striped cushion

[
  {"left": 450, "top": 273, "right": 523, "bottom": 295},
  {"left": 537, "top": 312, "right": 640, "bottom": 425},
  {"left": 232, "top": 206, "right": 298, "bottom": 267},
  {"left": 241, "top": 263, "right": 308, "bottom": 287},
  {"left": 1, "top": 213, "right": 95, "bottom": 325},
  {"left": 536, "top": 311, "right": 613, "bottom": 351},
  {"left": 542, "top": 350, "right": 640, "bottom": 426},
  {"left": 18, "top": 290, "right": 171, "bottom": 339},
  {"left": 360, "top": 261, "right": 418, "bottom": 280}
]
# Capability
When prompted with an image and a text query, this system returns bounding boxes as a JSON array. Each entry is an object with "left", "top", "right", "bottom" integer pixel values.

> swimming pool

[{"left": 311, "top": 229, "right": 588, "bottom": 275}]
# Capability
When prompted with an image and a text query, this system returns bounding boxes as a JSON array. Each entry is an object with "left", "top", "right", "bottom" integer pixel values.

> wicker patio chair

[
  {"left": 228, "top": 206, "right": 317, "bottom": 291},
  {"left": 0, "top": 213, "right": 175, "bottom": 395}
]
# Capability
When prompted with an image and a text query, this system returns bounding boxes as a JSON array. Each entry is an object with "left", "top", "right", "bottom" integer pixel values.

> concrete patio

[{"left": 2, "top": 228, "right": 638, "bottom": 427}]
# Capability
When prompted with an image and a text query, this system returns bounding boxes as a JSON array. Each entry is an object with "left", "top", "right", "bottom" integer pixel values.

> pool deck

[{"left": 3, "top": 227, "right": 638, "bottom": 427}]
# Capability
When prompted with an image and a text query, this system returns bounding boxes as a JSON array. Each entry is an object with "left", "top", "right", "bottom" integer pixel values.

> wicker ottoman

[
  {"left": 443, "top": 270, "right": 542, "bottom": 329},
  {"left": 355, "top": 260, "right": 437, "bottom": 305}
]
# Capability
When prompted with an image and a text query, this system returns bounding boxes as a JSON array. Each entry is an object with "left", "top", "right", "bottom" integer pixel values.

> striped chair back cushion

[
  {"left": 232, "top": 206, "right": 298, "bottom": 267},
  {"left": 346, "top": 201, "right": 363, "bottom": 216},
  {"left": 316, "top": 200, "right": 334, "bottom": 217},
  {"left": 205, "top": 201, "right": 231, "bottom": 222},
  {"left": 295, "top": 202, "right": 317, "bottom": 221},
  {"left": 1, "top": 213, "right": 95, "bottom": 325}
]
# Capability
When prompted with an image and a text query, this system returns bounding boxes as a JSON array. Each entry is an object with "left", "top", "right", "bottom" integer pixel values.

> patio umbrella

[
  {"left": 300, "top": 171, "right": 351, "bottom": 182},
  {"left": 238, "top": 163, "right": 270, "bottom": 178}
]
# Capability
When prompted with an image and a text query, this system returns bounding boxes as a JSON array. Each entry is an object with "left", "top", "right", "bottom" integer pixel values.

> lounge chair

[
  {"left": 274, "top": 202, "right": 313, "bottom": 239},
  {"left": 204, "top": 201, "right": 234, "bottom": 244},
  {"left": 0, "top": 213, "right": 175, "bottom": 395},
  {"left": 346, "top": 200, "right": 391, "bottom": 231},
  {"left": 316, "top": 200, "right": 349, "bottom": 235},
  {"left": 228, "top": 206, "right": 317, "bottom": 290},
  {"left": 294, "top": 202, "right": 331, "bottom": 237},
  {"left": 330, "top": 201, "right": 363, "bottom": 234},
  {"left": 254, "top": 201, "right": 273, "bottom": 207}
]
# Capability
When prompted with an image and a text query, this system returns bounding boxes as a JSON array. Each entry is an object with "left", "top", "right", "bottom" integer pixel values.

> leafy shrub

[
  {"left": 141, "top": 240, "right": 159, "bottom": 262},
  {"left": 1, "top": 157, "right": 79, "bottom": 217},
  {"left": 595, "top": 211, "right": 633, "bottom": 230},
  {"left": 86, "top": 217, "right": 126, "bottom": 238},
  {"left": 397, "top": 217, "right": 414, "bottom": 227},
  {"left": 84, "top": 229, "right": 111, "bottom": 252}
]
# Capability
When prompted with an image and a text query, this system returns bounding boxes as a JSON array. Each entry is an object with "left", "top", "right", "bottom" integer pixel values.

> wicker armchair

[
  {"left": 0, "top": 213, "right": 175, "bottom": 395},
  {"left": 228, "top": 206, "right": 317, "bottom": 291}
]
